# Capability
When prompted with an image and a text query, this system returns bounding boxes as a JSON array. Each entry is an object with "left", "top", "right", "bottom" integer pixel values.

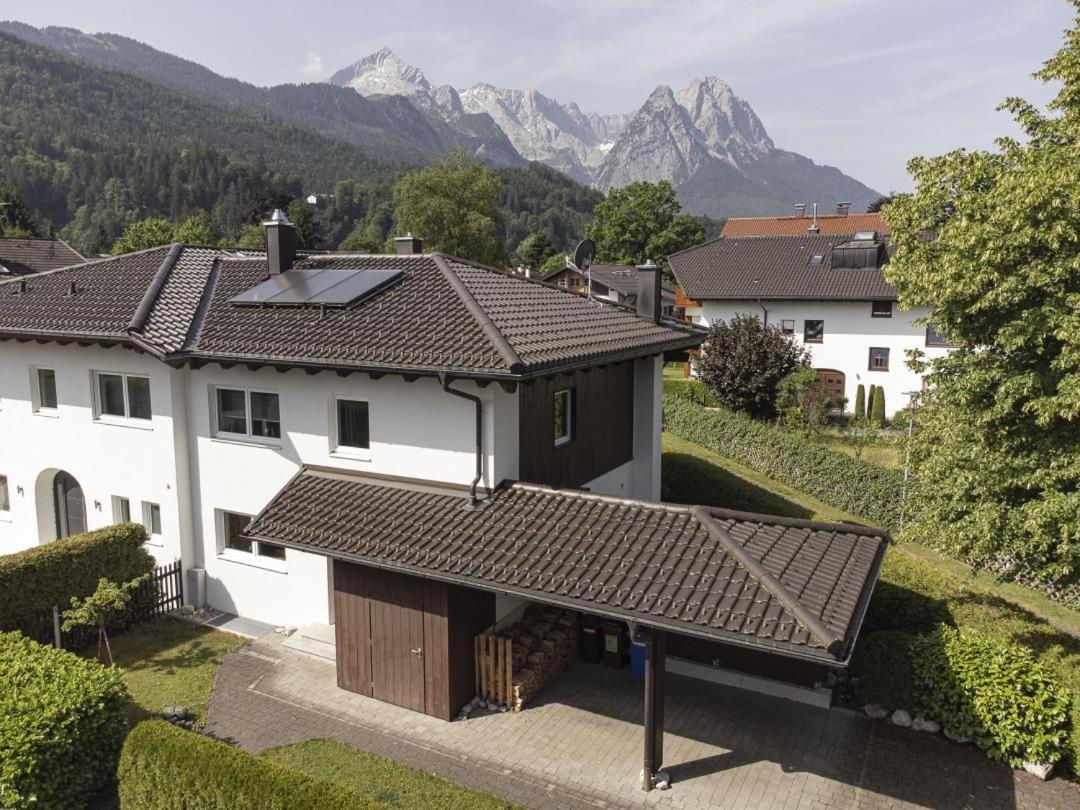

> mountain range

[{"left": 0, "top": 22, "right": 878, "bottom": 218}]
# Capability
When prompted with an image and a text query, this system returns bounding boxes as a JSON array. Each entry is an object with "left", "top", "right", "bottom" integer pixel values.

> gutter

[{"left": 438, "top": 372, "right": 485, "bottom": 507}]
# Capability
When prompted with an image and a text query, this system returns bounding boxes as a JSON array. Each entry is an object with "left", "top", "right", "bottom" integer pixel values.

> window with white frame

[
  {"left": 554, "top": 389, "right": 573, "bottom": 446},
  {"left": 141, "top": 501, "right": 162, "bottom": 541},
  {"left": 0, "top": 475, "right": 9, "bottom": 512},
  {"left": 334, "top": 398, "right": 370, "bottom": 453},
  {"left": 219, "top": 509, "right": 286, "bottom": 562},
  {"left": 213, "top": 387, "right": 281, "bottom": 440},
  {"left": 33, "top": 367, "right": 58, "bottom": 412},
  {"left": 94, "top": 371, "right": 151, "bottom": 421},
  {"left": 112, "top": 495, "right": 130, "bottom": 523}
]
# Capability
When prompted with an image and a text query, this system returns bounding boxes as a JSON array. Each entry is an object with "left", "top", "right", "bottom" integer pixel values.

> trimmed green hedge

[
  {"left": 662, "top": 378, "right": 718, "bottom": 407},
  {"left": 0, "top": 632, "right": 130, "bottom": 809},
  {"left": 663, "top": 395, "right": 904, "bottom": 528},
  {"left": 912, "top": 625, "right": 1070, "bottom": 766},
  {"left": 851, "top": 630, "right": 916, "bottom": 710},
  {"left": 118, "top": 720, "right": 388, "bottom": 809},
  {"left": 0, "top": 523, "right": 154, "bottom": 643}
]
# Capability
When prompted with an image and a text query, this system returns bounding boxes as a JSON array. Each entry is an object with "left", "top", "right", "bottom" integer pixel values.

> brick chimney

[
  {"left": 394, "top": 232, "right": 424, "bottom": 255},
  {"left": 264, "top": 209, "right": 296, "bottom": 276},
  {"left": 636, "top": 259, "right": 662, "bottom": 323}
]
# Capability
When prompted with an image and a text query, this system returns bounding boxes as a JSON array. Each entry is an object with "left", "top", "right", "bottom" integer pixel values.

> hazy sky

[{"left": 2, "top": 0, "right": 1075, "bottom": 192}]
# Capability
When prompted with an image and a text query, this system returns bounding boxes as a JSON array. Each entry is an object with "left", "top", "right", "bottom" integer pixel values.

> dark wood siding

[
  {"left": 518, "top": 361, "right": 635, "bottom": 489},
  {"left": 666, "top": 632, "right": 828, "bottom": 688},
  {"left": 333, "top": 561, "right": 494, "bottom": 720}
]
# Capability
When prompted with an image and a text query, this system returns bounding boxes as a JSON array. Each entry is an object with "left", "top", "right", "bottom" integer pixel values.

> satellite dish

[{"left": 573, "top": 239, "right": 596, "bottom": 273}]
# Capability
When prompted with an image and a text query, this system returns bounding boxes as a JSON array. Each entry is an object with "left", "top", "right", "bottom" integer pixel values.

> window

[
  {"left": 94, "top": 372, "right": 151, "bottom": 420},
  {"left": 781, "top": 319, "right": 795, "bottom": 335},
  {"left": 554, "top": 389, "right": 573, "bottom": 446},
  {"left": 808, "top": 255, "right": 824, "bottom": 265},
  {"left": 141, "top": 501, "right": 162, "bottom": 537},
  {"left": 335, "top": 398, "right": 370, "bottom": 452},
  {"left": 871, "top": 301, "right": 893, "bottom": 318},
  {"left": 926, "top": 324, "right": 958, "bottom": 347},
  {"left": 869, "top": 347, "right": 890, "bottom": 371},
  {"left": 219, "top": 510, "right": 286, "bottom": 564},
  {"left": 803, "top": 320, "right": 824, "bottom": 343},
  {"left": 112, "top": 495, "right": 130, "bottom": 523},
  {"left": 35, "top": 368, "right": 57, "bottom": 411},
  {"left": 214, "top": 387, "right": 281, "bottom": 440},
  {"left": 0, "top": 475, "right": 8, "bottom": 512}
]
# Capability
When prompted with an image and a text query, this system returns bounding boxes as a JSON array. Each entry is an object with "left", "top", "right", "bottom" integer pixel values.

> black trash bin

[
  {"left": 602, "top": 621, "right": 628, "bottom": 668},
  {"left": 579, "top": 616, "right": 603, "bottom": 663}
]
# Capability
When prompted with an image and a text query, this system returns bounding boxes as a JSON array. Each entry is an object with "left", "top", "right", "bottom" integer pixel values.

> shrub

[
  {"left": 663, "top": 377, "right": 718, "bottom": 407},
  {"left": 870, "top": 386, "right": 886, "bottom": 427},
  {"left": 663, "top": 395, "right": 904, "bottom": 528},
  {"left": 854, "top": 384, "right": 866, "bottom": 420},
  {"left": 0, "top": 632, "right": 129, "bottom": 808},
  {"left": 850, "top": 630, "right": 916, "bottom": 709},
  {"left": 118, "top": 720, "right": 386, "bottom": 809},
  {"left": 912, "top": 625, "right": 1071, "bottom": 766},
  {"left": 0, "top": 523, "right": 154, "bottom": 643}
]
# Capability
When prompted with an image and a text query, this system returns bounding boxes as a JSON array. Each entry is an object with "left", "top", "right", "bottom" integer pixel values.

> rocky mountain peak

[
  {"left": 327, "top": 47, "right": 431, "bottom": 99},
  {"left": 677, "top": 76, "right": 773, "bottom": 155}
]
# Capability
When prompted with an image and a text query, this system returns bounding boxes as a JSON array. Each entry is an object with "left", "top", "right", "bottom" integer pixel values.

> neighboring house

[
  {"left": 0, "top": 236, "right": 84, "bottom": 276},
  {"left": 670, "top": 230, "right": 955, "bottom": 416},
  {"left": 545, "top": 262, "right": 678, "bottom": 316},
  {"left": 0, "top": 214, "right": 886, "bottom": 781},
  {"left": 721, "top": 206, "right": 888, "bottom": 237}
]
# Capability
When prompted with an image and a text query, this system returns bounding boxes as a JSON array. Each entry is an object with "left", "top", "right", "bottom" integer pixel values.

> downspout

[
  {"left": 758, "top": 298, "right": 768, "bottom": 326},
  {"left": 438, "top": 372, "right": 484, "bottom": 507}
]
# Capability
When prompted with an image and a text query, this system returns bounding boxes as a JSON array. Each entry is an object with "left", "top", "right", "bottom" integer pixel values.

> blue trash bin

[{"left": 630, "top": 639, "right": 647, "bottom": 679}]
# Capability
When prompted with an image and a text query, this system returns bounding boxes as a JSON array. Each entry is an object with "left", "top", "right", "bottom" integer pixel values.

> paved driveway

[{"left": 204, "top": 635, "right": 1079, "bottom": 809}]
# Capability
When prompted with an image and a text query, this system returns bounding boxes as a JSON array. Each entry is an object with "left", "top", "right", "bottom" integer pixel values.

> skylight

[
  {"left": 809, "top": 255, "right": 824, "bottom": 265},
  {"left": 853, "top": 230, "right": 877, "bottom": 241}
]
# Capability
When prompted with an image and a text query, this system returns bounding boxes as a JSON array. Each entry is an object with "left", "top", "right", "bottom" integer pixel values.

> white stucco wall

[
  {"left": 0, "top": 343, "right": 183, "bottom": 563},
  {"left": 685, "top": 300, "right": 952, "bottom": 416}
]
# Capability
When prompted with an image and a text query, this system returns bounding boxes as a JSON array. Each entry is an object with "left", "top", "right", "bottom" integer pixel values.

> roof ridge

[
  {"left": 430, "top": 252, "right": 524, "bottom": 374},
  {"left": 128, "top": 243, "right": 182, "bottom": 333},
  {"left": 0, "top": 242, "right": 173, "bottom": 286},
  {"left": 690, "top": 505, "right": 845, "bottom": 655}
]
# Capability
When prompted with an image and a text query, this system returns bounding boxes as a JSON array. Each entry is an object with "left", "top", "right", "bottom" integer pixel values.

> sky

[{"left": 1, "top": 0, "right": 1075, "bottom": 193}]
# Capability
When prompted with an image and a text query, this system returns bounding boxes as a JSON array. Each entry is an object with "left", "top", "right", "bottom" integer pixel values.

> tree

[
  {"left": 854, "top": 384, "right": 867, "bottom": 420},
  {"left": 236, "top": 223, "right": 265, "bottom": 249},
  {"left": 0, "top": 183, "right": 39, "bottom": 237},
  {"left": 286, "top": 199, "right": 322, "bottom": 250},
  {"left": 584, "top": 181, "right": 705, "bottom": 277},
  {"left": 513, "top": 232, "right": 556, "bottom": 269},
  {"left": 697, "top": 313, "right": 810, "bottom": 419},
  {"left": 777, "top": 366, "right": 831, "bottom": 435},
  {"left": 883, "top": 3, "right": 1080, "bottom": 584},
  {"left": 339, "top": 220, "right": 386, "bottom": 253},
  {"left": 393, "top": 149, "right": 504, "bottom": 266},
  {"left": 866, "top": 194, "right": 895, "bottom": 213},
  {"left": 62, "top": 575, "right": 149, "bottom": 665},
  {"left": 539, "top": 252, "right": 567, "bottom": 276},
  {"left": 869, "top": 386, "right": 886, "bottom": 428},
  {"left": 111, "top": 218, "right": 177, "bottom": 254},
  {"left": 174, "top": 210, "right": 219, "bottom": 245}
]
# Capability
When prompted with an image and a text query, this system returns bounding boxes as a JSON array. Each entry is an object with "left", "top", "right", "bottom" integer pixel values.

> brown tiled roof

[
  {"left": 545, "top": 264, "right": 676, "bottom": 303},
  {"left": 0, "top": 246, "right": 703, "bottom": 377},
  {"left": 721, "top": 213, "right": 889, "bottom": 237},
  {"left": 669, "top": 235, "right": 896, "bottom": 302},
  {"left": 245, "top": 466, "right": 887, "bottom": 662},
  {"left": 0, "top": 237, "right": 84, "bottom": 277}
]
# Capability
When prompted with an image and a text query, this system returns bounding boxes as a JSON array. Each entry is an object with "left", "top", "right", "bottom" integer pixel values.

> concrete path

[{"left": 205, "top": 635, "right": 1080, "bottom": 810}]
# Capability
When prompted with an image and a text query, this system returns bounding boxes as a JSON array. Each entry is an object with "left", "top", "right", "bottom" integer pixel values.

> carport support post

[{"left": 641, "top": 627, "right": 666, "bottom": 791}]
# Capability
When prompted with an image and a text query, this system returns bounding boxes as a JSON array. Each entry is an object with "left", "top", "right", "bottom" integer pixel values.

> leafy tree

[
  {"left": 286, "top": 199, "right": 322, "bottom": 250},
  {"left": 339, "top": 220, "right": 386, "bottom": 253},
  {"left": 777, "top": 366, "right": 831, "bottom": 435},
  {"left": 539, "top": 252, "right": 567, "bottom": 276},
  {"left": 884, "top": 3, "right": 1080, "bottom": 584},
  {"left": 236, "top": 223, "right": 265, "bottom": 249},
  {"left": 111, "top": 218, "right": 176, "bottom": 254},
  {"left": 513, "top": 232, "right": 556, "bottom": 269},
  {"left": 393, "top": 149, "right": 504, "bottom": 266},
  {"left": 584, "top": 181, "right": 705, "bottom": 276},
  {"left": 174, "top": 210, "right": 219, "bottom": 245},
  {"left": 866, "top": 194, "right": 895, "bottom": 213},
  {"left": 854, "top": 384, "right": 866, "bottom": 420},
  {"left": 697, "top": 313, "right": 810, "bottom": 419},
  {"left": 62, "top": 575, "right": 149, "bottom": 665},
  {"left": 0, "top": 182, "right": 38, "bottom": 236}
]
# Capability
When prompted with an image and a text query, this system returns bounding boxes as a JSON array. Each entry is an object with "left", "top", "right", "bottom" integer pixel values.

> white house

[
  {"left": 669, "top": 230, "right": 955, "bottom": 416},
  {"left": 0, "top": 213, "right": 887, "bottom": 772}
]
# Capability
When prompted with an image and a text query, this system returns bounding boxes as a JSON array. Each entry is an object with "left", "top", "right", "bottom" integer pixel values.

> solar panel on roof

[{"left": 229, "top": 268, "right": 403, "bottom": 308}]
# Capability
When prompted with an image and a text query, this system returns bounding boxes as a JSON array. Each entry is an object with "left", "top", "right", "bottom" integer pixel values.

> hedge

[
  {"left": 118, "top": 720, "right": 388, "bottom": 809},
  {"left": 663, "top": 395, "right": 904, "bottom": 528},
  {"left": 912, "top": 625, "right": 1071, "bottom": 766},
  {"left": 0, "top": 522, "right": 155, "bottom": 643},
  {"left": 662, "top": 377, "right": 719, "bottom": 407},
  {"left": 0, "top": 632, "right": 130, "bottom": 809},
  {"left": 850, "top": 630, "right": 916, "bottom": 710}
]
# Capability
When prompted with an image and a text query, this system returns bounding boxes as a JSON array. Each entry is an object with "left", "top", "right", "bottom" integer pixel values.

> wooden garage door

[{"left": 368, "top": 593, "right": 426, "bottom": 713}]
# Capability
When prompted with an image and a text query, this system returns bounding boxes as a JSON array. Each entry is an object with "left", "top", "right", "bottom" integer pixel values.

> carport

[{"left": 244, "top": 465, "right": 887, "bottom": 792}]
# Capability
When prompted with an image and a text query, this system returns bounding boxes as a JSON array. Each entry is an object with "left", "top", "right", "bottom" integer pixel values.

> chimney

[
  {"left": 794, "top": 203, "right": 806, "bottom": 218},
  {"left": 808, "top": 202, "right": 820, "bottom": 234},
  {"left": 836, "top": 201, "right": 851, "bottom": 216},
  {"left": 264, "top": 209, "right": 296, "bottom": 276},
  {"left": 636, "top": 259, "right": 662, "bottom": 323},
  {"left": 394, "top": 232, "right": 424, "bottom": 255}
]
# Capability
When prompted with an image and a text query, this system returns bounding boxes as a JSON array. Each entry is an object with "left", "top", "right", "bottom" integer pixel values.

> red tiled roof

[{"left": 721, "top": 213, "right": 888, "bottom": 237}]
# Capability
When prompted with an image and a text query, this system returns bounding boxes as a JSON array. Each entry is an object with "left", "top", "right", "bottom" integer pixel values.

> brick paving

[{"left": 205, "top": 635, "right": 1080, "bottom": 809}]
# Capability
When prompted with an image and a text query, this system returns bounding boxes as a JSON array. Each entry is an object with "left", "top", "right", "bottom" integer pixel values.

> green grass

[
  {"left": 663, "top": 362, "right": 686, "bottom": 380},
  {"left": 262, "top": 738, "right": 520, "bottom": 809},
  {"left": 814, "top": 430, "right": 903, "bottom": 469},
  {"left": 98, "top": 616, "right": 247, "bottom": 727}
]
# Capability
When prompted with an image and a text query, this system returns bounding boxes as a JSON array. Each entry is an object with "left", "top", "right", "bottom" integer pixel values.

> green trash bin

[{"left": 602, "top": 621, "right": 627, "bottom": 668}]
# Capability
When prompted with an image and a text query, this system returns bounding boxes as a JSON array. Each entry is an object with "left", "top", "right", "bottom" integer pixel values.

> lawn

[
  {"left": 262, "top": 738, "right": 521, "bottom": 809},
  {"left": 98, "top": 616, "right": 247, "bottom": 726},
  {"left": 814, "top": 428, "right": 904, "bottom": 469}
]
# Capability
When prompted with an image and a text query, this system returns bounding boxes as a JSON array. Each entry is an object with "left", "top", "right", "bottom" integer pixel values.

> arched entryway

[{"left": 35, "top": 468, "right": 86, "bottom": 542}]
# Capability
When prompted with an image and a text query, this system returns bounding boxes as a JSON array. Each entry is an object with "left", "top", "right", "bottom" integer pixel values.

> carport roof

[{"left": 245, "top": 467, "right": 887, "bottom": 664}]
